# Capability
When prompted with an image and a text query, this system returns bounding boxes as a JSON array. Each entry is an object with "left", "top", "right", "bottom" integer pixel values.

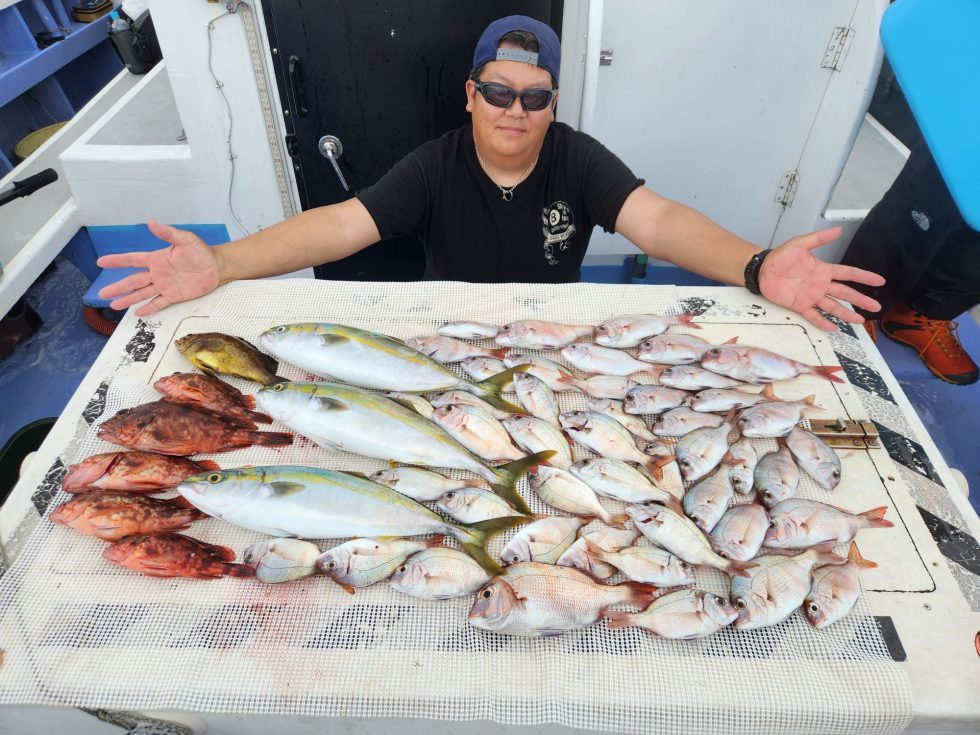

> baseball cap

[{"left": 471, "top": 15, "right": 561, "bottom": 83}]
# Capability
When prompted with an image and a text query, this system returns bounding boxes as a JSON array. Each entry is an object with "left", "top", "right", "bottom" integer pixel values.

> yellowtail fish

[
  {"left": 804, "top": 542, "right": 877, "bottom": 629},
  {"left": 178, "top": 466, "right": 527, "bottom": 574},
  {"left": 595, "top": 313, "right": 700, "bottom": 348},
  {"left": 255, "top": 381, "right": 549, "bottom": 514},
  {"left": 175, "top": 332, "right": 282, "bottom": 385},
  {"left": 604, "top": 589, "right": 737, "bottom": 639},
  {"left": 700, "top": 344, "right": 845, "bottom": 384},
  {"left": 258, "top": 323, "right": 518, "bottom": 412}
]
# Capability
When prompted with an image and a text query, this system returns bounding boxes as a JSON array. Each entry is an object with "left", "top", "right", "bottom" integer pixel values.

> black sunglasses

[{"left": 472, "top": 80, "right": 557, "bottom": 112}]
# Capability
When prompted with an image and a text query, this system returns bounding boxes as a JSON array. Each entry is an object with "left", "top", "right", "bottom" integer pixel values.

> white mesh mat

[{"left": 0, "top": 280, "right": 912, "bottom": 734}]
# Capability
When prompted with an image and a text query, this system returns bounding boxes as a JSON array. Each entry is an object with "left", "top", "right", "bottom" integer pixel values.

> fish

[
  {"left": 584, "top": 538, "right": 695, "bottom": 586},
  {"left": 494, "top": 320, "right": 594, "bottom": 350},
  {"left": 255, "top": 381, "right": 546, "bottom": 513},
  {"left": 730, "top": 546, "right": 845, "bottom": 630},
  {"left": 384, "top": 391, "right": 435, "bottom": 419},
  {"left": 604, "top": 589, "right": 738, "bottom": 639},
  {"left": 557, "top": 524, "right": 641, "bottom": 579},
  {"left": 726, "top": 437, "right": 758, "bottom": 495},
  {"left": 459, "top": 356, "right": 511, "bottom": 386},
  {"left": 805, "top": 543, "right": 877, "bottom": 629},
  {"left": 569, "top": 458, "right": 676, "bottom": 505},
  {"left": 175, "top": 332, "right": 282, "bottom": 385},
  {"left": 586, "top": 397, "right": 657, "bottom": 441},
  {"left": 594, "top": 313, "right": 700, "bottom": 348},
  {"left": 736, "top": 395, "right": 820, "bottom": 438},
  {"left": 674, "top": 410, "right": 737, "bottom": 482},
  {"left": 502, "top": 353, "right": 580, "bottom": 392},
  {"left": 560, "top": 343, "right": 650, "bottom": 376},
  {"left": 700, "top": 344, "right": 845, "bottom": 385},
  {"left": 97, "top": 401, "right": 293, "bottom": 456},
  {"left": 527, "top": 465, "right": 627, "bottom": 526},
  {"left": 388, "top": 547, "right": 493, "bottom": 600},
  {"left": 753, "top": 441, "right": 800, "bottom": 507},
  {"left": 49, "top": 491, "right": 207, "bottom": 541},
  {"left": 652, "top": 406, "right": 724, "bottom": 437},
  {"left": 514, "top": 372, "right": 561, "bottom": 426},
  {"left": 431, "top": 404, "right": 526, "bottom": 462},
  {"left": 501, "top": 415, "right": 574, "bottom": 470},
  {"left": 659, "top": 365, "right": 745, "bottom": 391},
  {"left": 689, "top": 384, "right": 776, "bottom": 413},
  {"left": 429, "top": 390, "right": 518, "bottom": 419},
  {"left": 708, "top": 502, "right": 769, "bottom": 562},
  {"left": 316, "top": 537, "right": 444, "bottom": 593},
  {"left": 623, "top": 385, "right": 690, "bottom": 415},
  {"left": 369, "top": 466, "right": 486, "bottom": 502},
  {"left": 765, "top": 499, "right": 893, "bottom": 549},
  {"left": 468, "top": 562, "right": 658, "bottom": 637},
  {"left": 437, "top": 320, "right": 500, "bottom": 340},
  {"left": 258, "top": 323, "right": 519, "bottom": 411},
  {"left": 569, "top": 374, "right": 639, "bottom": 400},
  {"left": 683, "top": 466, "right": 735, "bottom": 533},
  {"left": 638, "top": 333, "right": 721, "bottom": 365},
  {"left": 785, "top": 427, "right": 841, "bottom": 491},
  {"left": 62, "top": 451, "right": 220, "bottom": 493},
  {"left": 560, "top": 411, "right": 667, "bottom": 479},
  {"left": 626, "top": 503, "right": 755, "bottom": 577},
  {"left": 153, "top": 372, "right": 273, "bottom": 428},
  {"left": 103, "top": 532, "right": 255, "bottom": 579},
  {"left": 404, "top": 335, "right": 507, "bottom": 363},
  {"left": 434, "top": 487, "right": 528, "bottom": 524},
  {"left": 633, "top": 446, "right": 686, "bottom": 501},
  {"left": 243, "top": 538, "right": 321, "bottom": 583},
  {"left": 178, "top": 465, "right": 528, "bottom": 574},
  {"left": 500, "top": 516, "right": 593, "bottom": 565}
]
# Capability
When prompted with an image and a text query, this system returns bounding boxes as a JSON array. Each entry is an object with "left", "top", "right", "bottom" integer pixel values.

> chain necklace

[{"left": 474, "top": 145, "right": 537, "bottom": 202}]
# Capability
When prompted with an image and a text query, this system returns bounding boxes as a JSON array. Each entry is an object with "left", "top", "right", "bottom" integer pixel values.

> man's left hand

[{"left": 759, "top": 227, "right": 885, "bottom": 332}]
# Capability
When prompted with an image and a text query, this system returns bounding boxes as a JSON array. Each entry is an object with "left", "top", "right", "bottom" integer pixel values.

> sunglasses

[{"left": 472, "top": 80, "right": 557, "bottom": 112}]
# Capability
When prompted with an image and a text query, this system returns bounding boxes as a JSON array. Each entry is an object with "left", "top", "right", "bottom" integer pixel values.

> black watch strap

[{"left": 743, "top": 249, "right": 770, "bottom": 295}]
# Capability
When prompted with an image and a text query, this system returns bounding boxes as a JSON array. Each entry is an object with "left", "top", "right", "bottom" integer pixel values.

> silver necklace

[{"left": 474, "top": 146, "right": 537, "bottom": 202}]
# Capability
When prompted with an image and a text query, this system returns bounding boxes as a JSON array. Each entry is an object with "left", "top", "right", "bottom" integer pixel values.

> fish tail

[
  {"left": 242, "top": 394, "right": 258, "bottom": 409},
  {"left": 248, "top": 431, "right": 294, "bottom": 447},
  {"left": 726, "top": 559, "right": 758, "bottom": 578},
  {"left": 452, "top": 516, "right": 531, "bottom": 575},
  {"left": 848, "top": 542, "right": 878, "bottom": 569},
  {"left": 624, "top": 581, "right": 659, "bottom": 608},
  {"left": 582, "top": 537, "right": 607, "bottom": 561},
  {"left": 473, "top": 366, "right": 525, "bottom": 413},
  {"left": 223, "top": 563, "right": 257, "bottom": 578},
  {"left": 488, "top": 347, "right": 510, "bottom": 359},
  {"left": 170, "top": 495, "right": 199, "bottom": 511},
  {"left": 196, "top": 459, "right": 222, "bottom": 471},
  {"left": 723, "top": 335, "right": 738, "bottom": 344},
  {"left": 602, "top": 610, "right": 634, "bottom": 629},
  {"left": 860, "top": 506, "right": 894, "bottom": 529},
  {"left": 812, "top": 365, "right": 846, "bottom": 384},
  {"left": 811, "top": 542, "right": 848, "bottom": 566},
  {"left": 490, "top": 450, "right": 556, "bottom": 515},
  {"left": 608, "top": 511, "right": 631, "bottom": 528},
  {"left": 246, "top": 408, "right": 274, "bottom": 425},
  {"left": 761, "top": 384, "right": 777, "bottom": 400},
  {"left": 677, "top": 313, "right": 701, "bottom": 330}
]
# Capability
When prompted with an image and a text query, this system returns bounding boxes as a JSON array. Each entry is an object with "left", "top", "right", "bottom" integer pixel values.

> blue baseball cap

[{"left": 471, "top": 15, "right": 561, "bottom": 83}]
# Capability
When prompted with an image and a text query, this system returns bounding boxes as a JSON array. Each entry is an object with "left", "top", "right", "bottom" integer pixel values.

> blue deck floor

[{"left": 2, "top": 257, "right": 979, "bottom": 516}]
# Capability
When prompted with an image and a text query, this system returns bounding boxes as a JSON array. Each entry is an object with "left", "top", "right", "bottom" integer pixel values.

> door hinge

[
  {"left": 599, "top": 48, "right": 614, "bottom": 66},
  {"left": 821, "top": 26, "right": 854, "bottom": 71},
  {"left": 809, "top": 418, "right": 880, "bottom": 449},
  {"left": 774, "top": 170, "right": 800, "bottom": 207}
]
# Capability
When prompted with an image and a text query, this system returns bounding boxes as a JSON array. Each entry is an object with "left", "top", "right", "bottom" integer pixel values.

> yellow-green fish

[{"left": 175, "top": 332, "right": 281, "bottom": 385}]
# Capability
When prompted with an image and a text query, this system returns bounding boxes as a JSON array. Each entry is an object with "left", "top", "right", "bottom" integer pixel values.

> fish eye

[
  {"left": 832, "top": 469, "right": 840, "bottom": 478},
  {"left": 327, "top": 561, "right": 336, "bottom": 569},
  {"left": 445, "top": 491, "right": 454, "bottom": 499},
  {"left": 511, "top": 555, "right": 521, "bottom": 563},
  {"left": 207, "top": 473, "right": 222, "bottom": 483},
  {"left": 707, "top": 349, "right": 719, "bottom": 355},
  {"left": 768, "top": 520, "right": 776, "bottom": 528},
  {"left": 690, "top": 514, "right": 700, "bottom": 524},
  {"left": 480, "top": 587, "right": 494, "bottom": 599},
  {"left": 732, "top": 477, "right": 742, "bottom": 486},
  {"left": 275, "top": 326, "right": 286, "bottom": 333},
  {"left": 714, "top": 596, "right": 725, "bottom": 605},
  {"left": 398, "top": 566, "right": 406, "bottom": 573},
  {"left": 763, "top": 491, "right": 772, "bottom": 501},
  {"left": 272, "top": 383, "right": 284, "bottom": 392},
  {"left": 680, "top": 562, "right": 690, "bottom": 569},
  {"left": 717, "top": 550, "right": 728, "bottom": 559},
  {"left": 680, "top": 459, "right": 690, "bottom": 467},
  {"left": 735, "top": 598, "right": 746, "bottom": 609},
  {"left": 808, "top": 602, "right": 819, "bottom": 613}
]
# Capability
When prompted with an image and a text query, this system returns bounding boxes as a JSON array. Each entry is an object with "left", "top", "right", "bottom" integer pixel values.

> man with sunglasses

[{"left": 99, "top": 15, "right": 884, "bottom": 332}]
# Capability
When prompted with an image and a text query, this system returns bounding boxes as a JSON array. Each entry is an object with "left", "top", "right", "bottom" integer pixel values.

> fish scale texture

[{"left": 0, "top": 280, "right": 911, "bottom": 734}]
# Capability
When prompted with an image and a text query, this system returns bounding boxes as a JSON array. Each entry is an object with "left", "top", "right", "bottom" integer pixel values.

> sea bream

[
  {"left": 428, "top": 390, "right": 518, "bottom": 420},
  {"left": 586, "top": 397, "right": 658, "bottom": 441},
  {"left": 437, "top": 320, "right": 500, "bottom": 340},
  {"left": 500, "top": 516, "right": 593, "bottom": 565},
  {"left": 503, "top": 353, "right": 580, "bottom": 392},
  {"left": 804, "top": 543, "right": 877, "bottom": 629},
  {"left": 726, "top": 437, "right": 758, "bottom": 494},
  {"left": 659, "top": 365, "right": 745, "bottom": 391},
  {"left": 514, "top": 372, "right": 561, "bottom": 426},
  {"left": 594, "top": 313, "right": 700, "bottom": 348},
  {"left": 403, "top": 335, "right": 506, "bottom": 363},
  {"left": 652, "top": 407, "right": 724, "bottom": 437},
  {"left": 708, "top": 502, "right": 769, "bottom": 562},
  {"left": 736, "top": 395, "right": 821, "bottom": 438},
  {"left": 459, "top": 356, "right": 510, "bottom": 384},
  {"left": 388, "top": 547, "right": 492, "bottom": 600},
  {"left": 784, "top": 426, "right": 842, "bottom": 490},
  {"left": 674, "top": 410, "right": 738, "bottom": 482},
  {"left": 583, "top": 539, "right": 695, "bottom": 586},
  {"left": 502, "top": 415, "right": 574, "bottom": 469},
  {"left": 370, "top": 466, "right": 487, "bottom": 502},
  {"left": 316, "top": 537, "right": 444, "bottom": 593},
  {"left": 765, "top": 499, "right": 893, "bottom": 549},
  {"left": 494, "top": 320, "right": 594, "bottom": 350},
  {"left": 527, "top": 465, "right": 627, "bottom": 526},
  {"left": 638, "top": 333, "right": 720, "bottom": 365},
  {"left": 569, "top": 458, "right": 677, "bottom": 506},
  {"left": 243, "top": 538, "right": 321, "bottom": 583},
  {"left": 557, "top": 524, "right": 641, "bottom": 579},
  {"left": 560, "top": 411, "right": 670, "bottom": 480},
  {"left": 623, "top": 385, "right": 690, "bottom": 415},
  {"left": 689, "top": 384, "right": 776, "bottom": 413},
  {"left": 258, "top": 323, "right": 518, "bottom": 411},
  {"left": 753, "top": 441, "right": 800, "bottom": 508},
  {"left": 700, "top": 344, "right": 845, "bottom": 385},
  {"left": 178, "top": 465, "right": 528, "bottom": 574},
  {"left": 434, "top": 487, "right": 527, "bottom": 524},
  {"left": 682, "top": 466, "right": 735, "bottom": 533},
  {"left": 255, "top": 381, "right": 547, "bottom": 513},
  {"left": 604, "top": 589, "right": 737, "bottom": 640},
  {"left": 430, "top": 403, "right": 526, "bottom": 463},
  {"left": 560, "top": 343, "right": 650, "bottom": 376}
]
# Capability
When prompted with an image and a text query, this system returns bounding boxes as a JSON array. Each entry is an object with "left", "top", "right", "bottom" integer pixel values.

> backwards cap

[{"left": 471, "top": 15, "right": 561, "bottom": 82}]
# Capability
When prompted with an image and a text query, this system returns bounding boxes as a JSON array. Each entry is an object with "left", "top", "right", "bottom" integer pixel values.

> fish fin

[
  {"left": 677, "top": 314, "right": 701, "bottom": 330},
  {"left": 848, "top": 542, "right": 878, "bottom": 569},
  {"left": 265, "top": 481, "right": 307, "bottom": 497},
  {"left": 725, "top": 559, "right": 758, "bottom": 578},
  {"left": 663, "top": 495, "right": 686, "bottom": 517},
  {"left": 197, "top": 364, "right": 219, "bottom": 379},
  {"left": 241, "top": 394, "right": 258, "bottom": 409},
  {"left": 453, "top": 515, "right": 531, "bottom": 575},
  {"left": 334, "top": 580, "right": 357, "bottom": 595},
  {"left": 723, "top": 336, "right": 738, "bottom": 344},
  {"left": 343, "top": 471, "right": 371, "bottom": 480},
  {"left": 246, "top": 409, "right": 274, "bottom": 424},
  {"left": 624, "top": 582, "right": 659, "bottom": 608},
  {"left": 196, "top": 460, "right": 222, "bottom": 471},
  {"left": 169, "top": 495, "right": 197, "bottom": 510},
  {"left": 582, "top": 538, "right": 606, "bottom": 561},
  {"left": 250, "top": 431, "right": 294, "bottom": 447},
  {"left": 317, "top": 334, "right": 350, "bottom": 347},
  {"left": 488, "top": 347, "right": 510, "bottom": 359},
  {"left": 859, "top": 506, "right": 893, "bottom": 528},
  {"left": 802, "top": 394, "right": 817, "bottom": 406},
  {"left": 425, "top": 535, "right": 449, "bottom": 548},
  {"left": 315, "top": 396, "right": 349, "bottom": 411},
  {"left": 224, "top": 563, "right": 256, "bottom": 578},
  {"left": 602, "top": 610, "right": 634, "bottom": 629},
  {"left": 813, "top": 365, "right": 846, "bottom": 384},
  {"left": 490, "top": 451, "right": 556, "bottom": 515},
  {"left": 608, "top": 512, "right": 631, "bottom": 529},
  {"left": 388, "top": 396, "right": 424, "bottom": 413},
  {"left": 761, "top": 384, "right": 777, "bottom": 400},
  {"left": 204, "top": 543, "right": 238, "bottom": 562}
]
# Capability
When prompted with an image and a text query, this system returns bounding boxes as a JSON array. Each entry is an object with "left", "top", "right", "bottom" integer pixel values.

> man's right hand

[{"left": 97, "top": 220, "right": 223, "bottom": 316}]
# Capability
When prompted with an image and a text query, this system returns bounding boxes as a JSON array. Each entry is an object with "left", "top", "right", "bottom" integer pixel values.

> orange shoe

[
  {"left": 881, "top": 302, "right": 979, "bottom": 385},
  {"left": 862, "top": 319, "right": 878, "bottom": 343}
]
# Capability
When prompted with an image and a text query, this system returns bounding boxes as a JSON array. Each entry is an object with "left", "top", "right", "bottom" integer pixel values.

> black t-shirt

[{"left": 356, "top": 122, "right": 644, "bottom": 282}]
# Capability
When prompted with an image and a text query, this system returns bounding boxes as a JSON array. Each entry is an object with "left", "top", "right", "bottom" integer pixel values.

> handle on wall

[{"left": 287, "top": 54, "right": 308, "bottom": 117}]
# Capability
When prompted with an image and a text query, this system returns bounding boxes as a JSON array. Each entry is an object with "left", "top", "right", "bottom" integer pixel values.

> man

[{"left": 99, "top": 15, "right": 883, "bottom": 331}]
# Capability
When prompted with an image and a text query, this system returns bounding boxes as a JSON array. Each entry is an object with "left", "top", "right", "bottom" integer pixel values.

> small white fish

[
  {"left": 683, "top": 466, "right": 735, "bottom": 533},
  {"left": 604, "top": 589, "right": 738, "bottom": 640},
  {"left": 660, "top": 365, "right": 745, "bottom": 390},
  {"left": 726, "top": 437, "right": 758, "bottom": 494},
  {"left": 736, "top": 396, "right": 820, "bottom": 438},
  {"left": 584, "top": 538, "right": 695, "bottom": 586},
  {"left": 459, "top": 356, "right": 510, "bottom": 384},
  {"left": 384, "top": 391, "right": 435, "bottom": 419},
  {"left": 708, "top": 503, "right": 768, "bottom": 562},
  {"left": 527, "top": 465, "right": 626, "bottom": 526},
  {"left": 495, "top": 320, "right": 594, "bottom": 350},
  {"left": 435, "top": 487, "right": 527, "bottom": 524},
  {"left": 674, "top": 410, "right": 737, "bottom": 482},
  {"left": 503, "top": 353, "right": 580, "bottom": 392},
  {"left": 431, "top": 404, "right": 525, "bottom": 462},
  {"left": 370, "top": 466, "right": 487, "bottom": 502},
  {"left": 501, "top": 516, "right": 593, "bottom": 565},
  {"left": 689, "top": 384, "right": 776, "bottom": 413},
  {"left": 586, "top": 397, "right": 658, "bottom": 441},
  {"left": 785, "top": 426, "right": 841, "bottom": 491},
  {"left": 805, "top": 543, "right": 877, "bottom": 629},
  {"left": 429, "top": 390, "right": 519, "bottom": 420},
  {"left": 652, "top": 406, "right": 724, "bottom": 437},
  {"left": 623, "top": 385, "right": 690, "bottom": 414},
  {"left": 700, "top": 344, "right": 845, "bottom": 385},
  {"left": 404, "top": 335, "right": 506, "bottom": 363},
  {"left": 316, "top": 537, "right": 440, "bottom": 593},
  {"left": 753, "top": 441, "right": 800, "bottom": 508},
  {"left": 638, "top": 333, "right": 719, "bottom": 365},
  {"left": 514, "top": 372, "right": 561, "bottom": 426},
  {"left": 437, "top": 321, "right": 500, "bottom": 340},
  {"left": 765, "top": 499, "right": 893, "bottom": 549},
  {"left": 389, "top": 547, "right": 493, "bottom": 600},
  {"left": 560, "top": 411, "right": 665, "bottom": 479},
  {"left": 557, "top": 524, "right": 641, "bottom": 579},
  {"left": 569, "top": 458, "right": 675, "bottom": 505},
  {"left": 594, "top": 313, "right": 700, "bottom": 348},
  {"left": 560, "top": 343, "right": 650, "bottom": 376},
  {"left": 502, "top": 415, "right": 574, "bottom": 469},
  {"left": 569, "top": 374, "right": 638, "bottom": 399},
  {"left": 243, "top": 538, "right": 321, "bottom": 583}
]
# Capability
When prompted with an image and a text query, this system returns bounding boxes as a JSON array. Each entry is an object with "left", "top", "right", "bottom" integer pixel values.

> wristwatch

[{"left": 743, "top": 249, "right": 770, "bottom": 295}]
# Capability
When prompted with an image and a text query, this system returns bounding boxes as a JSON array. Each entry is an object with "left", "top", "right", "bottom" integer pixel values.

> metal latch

[
  {"left": 774, "top": 170, "right": 800, "bottom": 206},
  {"left": 600, "top": 49, "right": 614, "bottom": 66},
  {"left": 821, "top": 26, "right": 854, "bottom": 71},
  {"left": 809, "top": 418, "right": 880, "bottom": 449}
]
